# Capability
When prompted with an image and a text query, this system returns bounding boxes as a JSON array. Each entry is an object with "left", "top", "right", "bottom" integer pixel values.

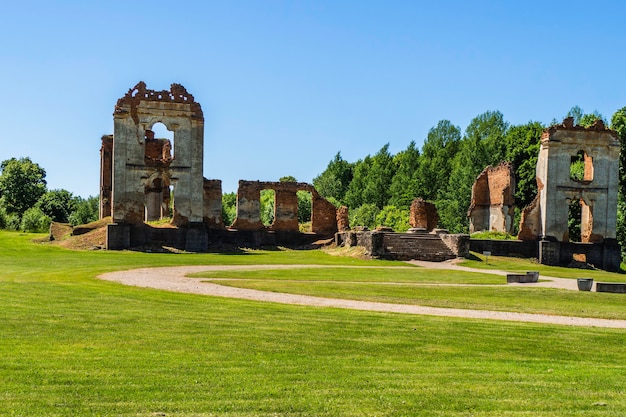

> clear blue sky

[{"left": 2, "top": 0, "right": 626, "bottom": 197}]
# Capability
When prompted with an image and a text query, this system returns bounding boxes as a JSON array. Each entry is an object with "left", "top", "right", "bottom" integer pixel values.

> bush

[
  {"left": 470, "top": 231, "right": 515, "bottom": 240},
  {"left": 375, "top": 205, "right": 410, "bottom": 232},
  {"left": 20, "top": 207, "right": 51, "bottom": 233},
  {"left": 349, "top": 203, "right": 380, "bottom": 229},
  {"left": 68, "top": 196, "right": 99, "bottom": 226}
]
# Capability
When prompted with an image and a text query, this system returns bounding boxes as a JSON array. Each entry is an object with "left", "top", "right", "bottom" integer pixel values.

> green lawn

[{"left": 1, "top": 231, "right": 625, "bottom": 416}]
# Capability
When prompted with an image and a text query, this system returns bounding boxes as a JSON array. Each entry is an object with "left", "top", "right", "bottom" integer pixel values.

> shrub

[
  {"left": 20, "top": 207, "right": 51, "bottom": 233},
  {"left": 375, "top": 205, "right": 410, "bottom": 232},
  {"left": 349, "top": 203, "right": 380, "bottom": 229}
]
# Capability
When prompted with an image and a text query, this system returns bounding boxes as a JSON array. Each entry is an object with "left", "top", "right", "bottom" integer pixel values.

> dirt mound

[{"left": 49, "top": 217, "right": 111, "bottom": 250}]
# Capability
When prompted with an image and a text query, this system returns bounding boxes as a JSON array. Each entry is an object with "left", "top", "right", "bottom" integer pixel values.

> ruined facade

[
  {"left": 409, "top": 198, "right": 439, "bottom": 232},
  {"left": 102, "top": 82, "right": 338, "bottom": 251},
  {"left": 103, "top": 82, "right": 206, "bottom": 225},
  {"left": 468, "top": 162, "right": 516, "bottom": 234},
  {"left": 230, "top": 180, "right": 337, "bottom": 235},
  {"left": 516, "top": 118, "right": 621, "bottom": 270}
]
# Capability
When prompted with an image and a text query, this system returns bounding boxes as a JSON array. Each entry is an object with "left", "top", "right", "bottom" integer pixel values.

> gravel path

[{"left": 98, "top": 263, "right": 626, "bottom": 329}]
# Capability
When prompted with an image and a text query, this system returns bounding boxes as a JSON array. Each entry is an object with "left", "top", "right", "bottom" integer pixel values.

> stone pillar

[{"left": 271, "top": 189, "right": 299, "bottom": 231}]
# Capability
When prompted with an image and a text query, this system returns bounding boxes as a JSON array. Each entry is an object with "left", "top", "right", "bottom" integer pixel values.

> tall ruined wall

[
  {"left": 111, "top": 82, "right": 204, "bottom": 225},
  {"left": 231, "top": 180, "right": 337, "bottom": 235},
  {"left": 468, "top": 162, "right": 516, "bottom": 234},
  {"left": 519, "top": 118, "right": 621, "bottom": 242}
]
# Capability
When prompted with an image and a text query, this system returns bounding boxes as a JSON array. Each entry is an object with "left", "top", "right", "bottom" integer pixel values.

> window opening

[
  {"left": 570, "top": 150, "right": 593, "bottom": 182},
  {"left": 297, "top": 191, "right": 312, "bottom": 232},
  {"left": 567, "top": 199, "right": 582, "bottom": 242},
  {"left": 260, "top": 189, "right": 275, "bottom": 226}
]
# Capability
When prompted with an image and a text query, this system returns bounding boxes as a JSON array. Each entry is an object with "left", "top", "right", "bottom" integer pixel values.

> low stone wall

[
  {"left": 107, "top": 223, "right": 329, "bottom": 252},
  {"left": 470, "top": 239, "right": 538, "bottom": 258},
  {"left": 336, "top": 230, "right": 469, "bottom": 262}
]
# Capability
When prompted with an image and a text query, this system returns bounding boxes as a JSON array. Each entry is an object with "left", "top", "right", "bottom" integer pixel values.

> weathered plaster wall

[
  {"left": 533, "top": 118, "right": 620, "bottom": 242},
  {"left": 111, "top": 82, "right": 204, "bottom": 226}
]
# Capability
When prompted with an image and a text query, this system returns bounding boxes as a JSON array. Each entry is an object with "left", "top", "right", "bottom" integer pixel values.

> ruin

[
  {"left": 409, "top": 198, "right": 439, "bottom": 232},
  {"left": 101, "top": 82, "right": 338, "bottom": 251},
  {"left": 517, "top": 118, "right": 622, "bottom": 270},
  {"left": 230, "top": 180, "right": 337, "bottom": 235},
  {"left": 467, "top": 162, "right": 516, "bottom": 235}
]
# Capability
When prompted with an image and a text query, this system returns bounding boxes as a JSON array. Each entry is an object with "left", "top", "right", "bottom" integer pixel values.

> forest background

[{"left": 1, "top": 106, "right": 625, "bottom": 262}]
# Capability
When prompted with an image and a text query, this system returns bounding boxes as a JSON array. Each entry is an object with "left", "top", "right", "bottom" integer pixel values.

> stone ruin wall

[
  {"left": 468, "top": 162, "right": 516, "bottom": 234},
  {"left": 203, "top": 179, "right": 223, "bottom": 229},
  {"left": 110, "top": 82, "right": 205, "bottom": 227},
  {"left": 409, "top": 198, "right": 438, "bottom": 231},
  {"left": 336, "top": 206, "right": 350, "bottom": 232},
  {"left": 230, "top": 180, "right": 338, "bottom": 236},
  {"left": 518, "top": 118, "right": 620, "bottom": 243}
]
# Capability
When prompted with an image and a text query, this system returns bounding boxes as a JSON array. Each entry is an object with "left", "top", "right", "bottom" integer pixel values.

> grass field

[{"left": 1, "top": 230, "right": 625, "bottom": 416}]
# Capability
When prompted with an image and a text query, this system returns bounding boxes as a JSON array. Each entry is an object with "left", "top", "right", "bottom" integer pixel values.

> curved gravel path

[{"left": 98, "top": 263, "right": 626, "bottom": 329}]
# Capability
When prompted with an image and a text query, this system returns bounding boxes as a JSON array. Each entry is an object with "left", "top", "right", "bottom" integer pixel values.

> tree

[
  {"left": 20, "top": 207, "right": 51, "bottom": 233},
  {"left": 610, "top": 107, "right": 626, "bottom": 261},
  {"left": 279, "top": 175, "right": 297, "bottom": 183},
  {"left": 260, "top": 189, "right": 275, "bottom": 226},
  {"left": 610, "top": 107, "right": 626, "bottom": 197},
  {"left": 68, "top": 196, "right": 99, "bottom": 226},
  {"left": 344, "top": 156, "right": 372, "bottom": 209},
  {"left": 388, "top": 141, "right": 422, "bottom": 208},
  {"left": 0, "top": 157, "right": 47, "bottom": 217},
  {"left": 312, "top": 152, "right": 353, "bottom": 204},
  {"left": 349, "top": 203, "right": 380, "bottom": 229},
  {"left": 566, "top": 105, "right": 584, "bottom": 125},
  {"left": 36, "top": 189, "right": 77, "bottom": 223},
  {"left": 418, "top": 120, "right": 461, "bottom": 200},
  {"left": 222, "top": 192, "right": 237, "bottom": 227},
  {"left": 438, "top": 111, "right": 509, "bottom": 233},
  {"left": 375, "top": 205, "right": 410, "bottom": 232},
  {"left": 504, "top": 121, "right": 544, "bottom": 208}
]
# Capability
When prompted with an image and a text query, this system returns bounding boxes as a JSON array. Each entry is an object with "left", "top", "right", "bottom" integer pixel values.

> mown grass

[
  {"left": 1, "top": 231, "right": 626, "bottom": 416},
  {"left": 195, "top": 267, "right": 626, "bottom": 320},
  {"left": 460, "top": 252, "right": 626, "bottom": 281}
]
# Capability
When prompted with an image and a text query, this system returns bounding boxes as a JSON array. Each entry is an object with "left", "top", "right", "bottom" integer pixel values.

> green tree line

[
  {"left": 0, "top": 157, "right": 99, "bottom": 232},
  {"left": 312, "top": 107, "right": 626, "bottom": 260}
]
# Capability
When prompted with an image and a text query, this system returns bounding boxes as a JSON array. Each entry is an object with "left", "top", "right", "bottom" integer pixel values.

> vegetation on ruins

[
  {"left": 1, "top": 231, "right": 625, "bottom": 415},
  {"left": 313, "top": 107, "right": 626, "bottom": 260}
]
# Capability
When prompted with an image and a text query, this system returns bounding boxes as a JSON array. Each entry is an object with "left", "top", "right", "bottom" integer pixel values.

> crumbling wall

[
  {"left": 409, "top": 198, "right": 438, "bottom": 231},
  {"left": 519, "top": 118, "right": 621, "bottom": 243},
  {"left": 336, "top": 206, "right": 350, "bottom": 231},
  {"left": 110, "top": 82, "right": 204, "bottom": 226},
  {"left": 468, "top": 162, "right": 516, "bottom": 234},
  {"left": 99, "top": 135, "right": 113, "bottom": 219},
  {"left": 231, "top": 180, "right": 337, "bottom": 235},
  {"left": 311, "top": 194, "right": 338, "bottom": 235},
  {"left": 203, "top": 179, "right": 223, "bottom": 229}
]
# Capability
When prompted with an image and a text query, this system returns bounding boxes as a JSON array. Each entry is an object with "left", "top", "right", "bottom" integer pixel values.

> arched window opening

[
  {"left": 570, "top": 150, "right": 593, "bottom": 182},
  {"left": 145, "top": 122, "right": 174, "bottom": 162}
]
